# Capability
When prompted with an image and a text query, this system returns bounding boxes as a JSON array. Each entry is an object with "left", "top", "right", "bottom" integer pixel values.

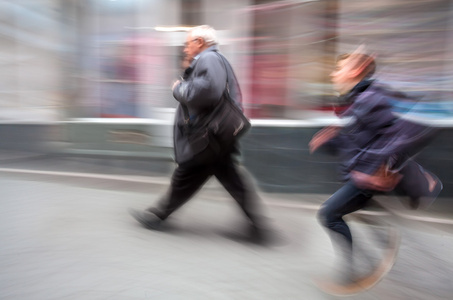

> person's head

[
  {"left": 184, "top": 25, "right": 218, "bottom": 62},
  {"left": 330, "top": 52, "right": 376, "bottom": 94}
]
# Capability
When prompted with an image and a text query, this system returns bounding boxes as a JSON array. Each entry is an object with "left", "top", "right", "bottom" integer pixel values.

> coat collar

[
  {"left": 338, "top": 79, "right": 374, "bottom": 104},
  {"left": 183, "top": 45, "right": 219, "bottom": 79},
  {"left": 334, "top": 79, "right": 374, "bottom": 116},
  {"left": 192, "top": 45, "right": 219, "bottom": 63}
]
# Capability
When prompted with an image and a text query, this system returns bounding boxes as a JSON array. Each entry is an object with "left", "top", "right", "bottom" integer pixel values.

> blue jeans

[{"left": 317, "top": 181, "right": 373, "bottom": 253}]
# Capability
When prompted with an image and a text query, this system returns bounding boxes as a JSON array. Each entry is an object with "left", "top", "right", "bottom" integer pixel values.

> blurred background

[
  {"left": 1, "top": 0, "right": 452, "bottom": 121},
  {"left": 2, "top": 3, "right": 453, "bottom": 299},
  {"left": 0, "top": 0, "right": 452, "bottom": 195}
]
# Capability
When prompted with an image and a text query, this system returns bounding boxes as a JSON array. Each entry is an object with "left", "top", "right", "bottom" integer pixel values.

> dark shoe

[
  {"left": 219, "top": 222, "right": 281, "bottom": 246},
  {"left": 129, "top": 208, "right": 162, "bottom": 230},
  {"left": 249, "top": 224, "right": 282, "bottom": 246}
]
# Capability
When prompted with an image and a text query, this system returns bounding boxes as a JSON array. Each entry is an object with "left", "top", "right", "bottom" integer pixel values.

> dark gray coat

[{"left": 172, "top": 46, "right": 242, "bottom": 164}]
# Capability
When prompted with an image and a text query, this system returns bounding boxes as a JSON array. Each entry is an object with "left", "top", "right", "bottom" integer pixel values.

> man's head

[
  {"left": 330, "top": 52, "right": 376, "bottom": 95},
  {"left": 184, "top": 25, "right": 218, "bottom": 63}
]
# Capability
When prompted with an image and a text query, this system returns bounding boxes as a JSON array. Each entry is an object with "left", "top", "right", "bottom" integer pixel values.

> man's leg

[
  {"left": 151, "top": 163, "right": 213, "bottom": 220},
  {"left": 213, "top": 156, "right": 269, "bottom": 235},
  {"left": 130, "top": 163, "right": 212, "bottom": 229}
]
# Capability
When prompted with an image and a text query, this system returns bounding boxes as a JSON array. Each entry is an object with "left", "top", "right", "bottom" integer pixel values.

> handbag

[
  {"left": 350, "top": 163, "right": 403, "bottom": 192},
  {"left": 181, "top": 53, "right": 251, "bottom": 166}
]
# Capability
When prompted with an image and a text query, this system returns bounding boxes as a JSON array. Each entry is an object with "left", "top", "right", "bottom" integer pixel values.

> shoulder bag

[{"left": 181, "top": 53, "right": 251, "bottom": 166}]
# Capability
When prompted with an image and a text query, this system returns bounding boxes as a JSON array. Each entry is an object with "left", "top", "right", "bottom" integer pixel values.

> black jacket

[{"left": 172, "top": 46, "right": 242, "bottom": 164}]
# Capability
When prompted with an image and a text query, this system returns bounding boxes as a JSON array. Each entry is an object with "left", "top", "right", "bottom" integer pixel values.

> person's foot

[
  {"left": 313, "top": 262, "right": 366, "bottom": 296},
  {"left": 411, "top": 171, "right": 443, "bottom": 209},
  {"left": 424, "top": 171, "right": 437, "bottom": 192},
  {"left": 314, "top": 262, "right": 388, "bottom": 296},
  {"left": 249, "top": 224, "right": 270, "bottom": 245},
  {"left": 315, "top": 228, "right": 400, "bottom": 296},
  {"left": 359, "top": 226, "right": 400, "bottom": 284},
  {"left": 220, "top": 222, "right": 282, "bottom": 246},
  {"left": 420, "top": 171, "right": 443, "bottom": 209},
  {"left": 313, "top": 276, "right": 363, "bottom": 296},
  {"left": 249, "top": 223, "right": 285, "bottom": 246},
  {"left": 129, "top": 208, "right": 162, "bottom": 230}
]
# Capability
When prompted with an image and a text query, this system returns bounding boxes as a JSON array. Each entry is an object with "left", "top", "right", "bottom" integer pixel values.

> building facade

[{"left": 1, "top": 0, "right": 452, "bottom": 123}]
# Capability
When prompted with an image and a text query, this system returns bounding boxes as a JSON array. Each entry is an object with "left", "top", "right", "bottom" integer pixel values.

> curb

[{"left": 1, "top": 167, "right": 452, "bottom": 226}]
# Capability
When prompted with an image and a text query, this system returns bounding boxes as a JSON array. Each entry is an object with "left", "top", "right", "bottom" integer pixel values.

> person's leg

[
  {"left": 130, "top": 163, "right": 212, "bottom": 229},
  {"left": 317, "top": 181, "right": 373, "bottom": 280},
  {"left": 395, "top": 160, "right": 442, "bottom": 210},
  {"left": 213, "top": 155, "right": 269, "bottom": 232},
  {"left": 150, "top": 163, "right": 213, "bottom": 220},
  {"left": 318, "top": 182, "right": 372, "bottom": 244}
]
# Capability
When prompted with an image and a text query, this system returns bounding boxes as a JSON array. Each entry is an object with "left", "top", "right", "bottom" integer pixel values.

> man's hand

[
  {"left": 172, "top": 80, "right": 181, "bottom": 91},
  {"left": 309, "top": 126, "right": 340, "bottom": 154}
]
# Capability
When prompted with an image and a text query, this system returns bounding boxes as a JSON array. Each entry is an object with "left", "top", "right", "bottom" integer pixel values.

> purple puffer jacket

[{"left": 329, "top": 80, "right": 436, "bottom": 181}]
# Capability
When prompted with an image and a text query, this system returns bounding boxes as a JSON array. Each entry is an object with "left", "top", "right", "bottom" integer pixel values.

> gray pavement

[{"left": 1, "top": 153, "right": 453, "bottom": 299}]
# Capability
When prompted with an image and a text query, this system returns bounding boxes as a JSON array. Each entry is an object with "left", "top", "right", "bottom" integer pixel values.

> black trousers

[{"left": 150, "top": 154, "right": 266, "bottom": 228}]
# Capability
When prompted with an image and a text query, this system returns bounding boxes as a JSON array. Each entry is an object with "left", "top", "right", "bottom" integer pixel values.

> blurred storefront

[
  {"left": 2, "top": 0, "right": 452, "bottom": 123},
  {"left": 0, "top": 0, "right": 65, "bottom": 122}
]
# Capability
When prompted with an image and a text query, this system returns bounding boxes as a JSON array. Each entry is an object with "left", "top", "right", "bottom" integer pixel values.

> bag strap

[{"left": 214, "top": 51, "right": 243, "bottom": 110}]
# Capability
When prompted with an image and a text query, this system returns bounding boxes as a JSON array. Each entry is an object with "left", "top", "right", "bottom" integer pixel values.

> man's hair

[
  {"left": 190, "top": 25, "right": 218, "bottom": 46},
  {"left": 337, "top": 53, "right": 376, "bottom": 79}
]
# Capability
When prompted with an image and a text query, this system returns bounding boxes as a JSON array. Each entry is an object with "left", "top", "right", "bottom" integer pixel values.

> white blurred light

[{"left": 154, "top": 26, "right": 193, "bottom": 32}]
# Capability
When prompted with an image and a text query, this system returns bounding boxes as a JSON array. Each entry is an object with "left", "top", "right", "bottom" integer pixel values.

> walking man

[{"left": 129, "top": 25, "right": 271, "bottom": 243}]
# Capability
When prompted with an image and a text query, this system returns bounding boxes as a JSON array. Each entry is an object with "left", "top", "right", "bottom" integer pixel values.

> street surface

[{"left": 0, "top": 154, "right": 452, "bottom": 299}]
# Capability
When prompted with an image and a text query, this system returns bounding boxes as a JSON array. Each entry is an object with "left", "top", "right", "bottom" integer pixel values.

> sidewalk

[
  {"left": 1, "top": 153, "right": 453, "bottom": 299},
  {"left": 0, "top": 150, "right": 452, "bottom": 223}
]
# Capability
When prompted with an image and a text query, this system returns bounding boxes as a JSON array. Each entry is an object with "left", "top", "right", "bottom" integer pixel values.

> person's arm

[
  {"left": 172, "top": 53, "right": 226, "bottom": 112},
  {"left": 309, "top": 126, "right": 341, "bottom": 154}
]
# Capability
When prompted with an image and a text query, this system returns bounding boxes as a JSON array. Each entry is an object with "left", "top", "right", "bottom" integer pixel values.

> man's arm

[{"left": 173, "top": 53, "right": 226, "bottom": 112}]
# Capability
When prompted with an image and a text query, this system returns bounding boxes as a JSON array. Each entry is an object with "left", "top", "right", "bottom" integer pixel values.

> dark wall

[
  {"left": 0, "top": 123, "right": 451, "bottom": 200},
  {"left": 241, "top": 126, "right": 453, "bottom": 199},
  {"left": 0, "top": 124, "right": 58, "bottom": 152}
]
